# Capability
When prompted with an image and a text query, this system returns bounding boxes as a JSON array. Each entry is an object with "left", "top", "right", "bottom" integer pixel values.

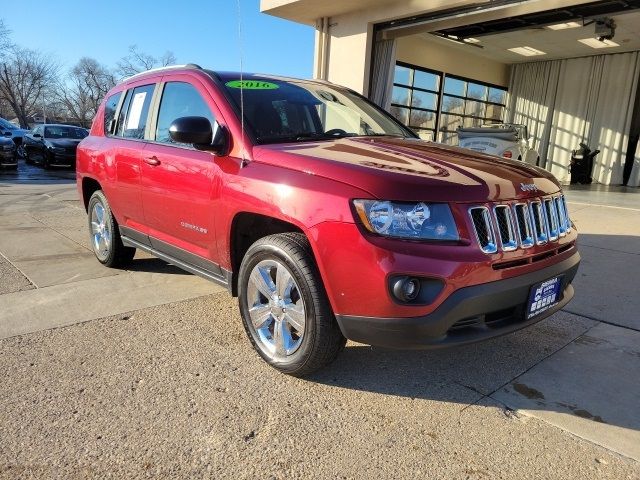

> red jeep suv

[{"left": 76, "top": 64, "right": 580, "bottom": 376}]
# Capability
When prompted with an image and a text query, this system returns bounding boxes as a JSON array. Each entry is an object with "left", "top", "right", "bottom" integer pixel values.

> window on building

[
  {"left": 389, "top": 62, "right": 507, "bottom": 145},
  {"left": 390, "top": 64, "right": 440, "bottom": 141}
]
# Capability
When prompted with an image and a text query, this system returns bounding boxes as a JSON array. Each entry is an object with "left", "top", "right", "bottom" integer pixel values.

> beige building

[{"left": 261, "top": 0, "right": 640, "bottom": 186}]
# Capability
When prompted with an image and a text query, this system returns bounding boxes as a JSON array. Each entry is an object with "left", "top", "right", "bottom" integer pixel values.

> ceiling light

[
  {"left": 463, "top": 38, "right": 480, "bottom": 43},
  {"left": 546, "top": 22, "right": 582, "bottom": 30},
  {"left": 578, "top": 37, "right": 619, "bottom": 48},
  {"left": 507, "top": 46, "right": 547, "bottom": 56}
]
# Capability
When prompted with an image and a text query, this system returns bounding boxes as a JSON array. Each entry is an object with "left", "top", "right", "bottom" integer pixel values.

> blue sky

[{"left": 1, "top": 0, "right": 314, "bottom": 78}]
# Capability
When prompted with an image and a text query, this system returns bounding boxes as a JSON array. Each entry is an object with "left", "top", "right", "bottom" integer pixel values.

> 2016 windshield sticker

[{"left": 226, "top": 80, "right": 279, "bottom": 90}]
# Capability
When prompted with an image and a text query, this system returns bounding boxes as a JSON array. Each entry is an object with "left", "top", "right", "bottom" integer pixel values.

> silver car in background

[{"left": 457, "top": 123, "right": 540, "bottom": 166}]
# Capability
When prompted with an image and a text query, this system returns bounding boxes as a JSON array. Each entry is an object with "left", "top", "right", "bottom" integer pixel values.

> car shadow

[{"left": 126, "top": 257, "right": 191, "bottom": 276}]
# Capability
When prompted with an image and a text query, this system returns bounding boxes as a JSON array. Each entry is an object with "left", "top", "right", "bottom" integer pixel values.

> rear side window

[
  {"left": 155, "top": 82, "right": 215, "bottom": 145},
  {"left": 116, "top": 84, "right": 155, "bottom": 140},
  {"left": 103, "top": 92, "right": 121, "bottom": 136}
]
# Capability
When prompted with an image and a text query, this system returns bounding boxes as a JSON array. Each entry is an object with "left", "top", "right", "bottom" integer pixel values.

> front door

[{"left": 140, "top": 80, "right": 222, "bottom": 271}]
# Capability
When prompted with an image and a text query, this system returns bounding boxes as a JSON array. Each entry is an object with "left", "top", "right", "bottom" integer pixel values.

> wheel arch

[
  {"left": 81, "top": 176, "right": 102, "bottom": 211},
  {"left": 229, "top": 212, "right": 305, "bottom": 297}
]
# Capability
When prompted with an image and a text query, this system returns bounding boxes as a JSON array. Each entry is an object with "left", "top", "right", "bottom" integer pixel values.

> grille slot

[
  {"left": 469, "top": 207, "right": 497, "bottom": 254},
  {"left": 544, "top": 198, "right": 560, "bottom": 241},
  {"left": 494, "top": 205, "right": 517, "bottom": 251},
  {"left": 530, "top": 201, "right": 548, "bottom": 245},
  {"left": 561, "top": 195, "right": 572, "bottom": 232},
  {"left": 553, "top": 195, "right": 569, "bottom": 237},
  {"left": 513, "top": 203, "right": 534, "bottom": 248}
]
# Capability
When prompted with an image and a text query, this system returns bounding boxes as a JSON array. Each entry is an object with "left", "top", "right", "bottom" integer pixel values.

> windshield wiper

[
  {"left": 355, "top": 133, "right": 407, "bottom": 138},
  {"left": 256, "top": 131, "right": 407, "bottom": 144},
  {"left": 256, "top": 132, "right": 356, "bottom": 144}
]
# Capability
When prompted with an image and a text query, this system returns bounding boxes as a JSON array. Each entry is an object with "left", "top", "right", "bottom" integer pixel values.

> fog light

[{"left": 392, "top": 276, "right": 421, "bottom": 302}]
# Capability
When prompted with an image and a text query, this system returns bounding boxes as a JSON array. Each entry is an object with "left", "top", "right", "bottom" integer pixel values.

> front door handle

[{"left": 144, "top": 156, "right": 161, "bottom": 166}]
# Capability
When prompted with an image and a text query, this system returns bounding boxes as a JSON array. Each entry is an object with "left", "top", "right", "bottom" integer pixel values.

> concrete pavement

[
  {"left": 1, "top": 164, "right": 639, "bottom": 478},
  {"left": 0, "top": 165, "right": 223, "bottom": 340}
]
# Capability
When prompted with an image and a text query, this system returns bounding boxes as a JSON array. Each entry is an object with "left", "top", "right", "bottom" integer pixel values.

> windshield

[
  {"left": 220, "top": 76, "right": 414, "bottom": 144},
  {"left": 44, "top": 126, "right": 88, "bottom": 139}
]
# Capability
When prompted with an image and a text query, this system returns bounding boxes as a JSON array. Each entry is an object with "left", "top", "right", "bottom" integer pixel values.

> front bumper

[
  {"left": 0, "top": 150, "right": 17, "bottom": 166},
  {"left": 50, "top": 152, "right": 76, "bottom": 166},
  {"left": 336, "top": 250, "right": 580, "bottom": 349}
]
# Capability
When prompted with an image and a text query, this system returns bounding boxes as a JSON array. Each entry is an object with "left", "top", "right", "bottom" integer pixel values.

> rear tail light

[{"left": 502, "top": 150, "right": 513, "bottom": 159}]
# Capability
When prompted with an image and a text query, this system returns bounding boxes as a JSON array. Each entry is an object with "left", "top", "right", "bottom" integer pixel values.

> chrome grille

[
  {"left": 494, "top": 205, "right": 517, "bottom": 251},
  {"left": 469, "top": 207, "right": 497, "bottom": 254},
  {"left": 469, "top": 194, "right": 572, "bottom": 253}
]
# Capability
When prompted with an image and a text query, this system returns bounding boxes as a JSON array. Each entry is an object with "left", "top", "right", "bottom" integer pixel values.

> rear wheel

[
  {"left": 87, "top": 190, "right": 135, "bottom": 267},
  {"left": 238, "top": 233, "right": 345, "bottom": 376}
]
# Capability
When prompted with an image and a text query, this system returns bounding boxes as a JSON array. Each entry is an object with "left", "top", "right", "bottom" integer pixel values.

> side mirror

[
  {"left": 169, "top": 116, "right": 228, "bottom": 154},
  {"left": 33, "top": 133, "right": 42, "bottom": 138}
]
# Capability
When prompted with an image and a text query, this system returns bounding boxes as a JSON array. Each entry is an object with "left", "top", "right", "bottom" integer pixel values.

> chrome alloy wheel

[
  {"left": 90, "top": 202, "right": 111, "bottom": 260},
  {"left": 247, "top": 259, "right": 306, "bottom": 359}
]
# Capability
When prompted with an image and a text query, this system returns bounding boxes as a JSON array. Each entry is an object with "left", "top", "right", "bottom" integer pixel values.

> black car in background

[
  {"left": 23, "top": 124, "right": 88, "bottom": 169},
  {"left": 0, "top": 117, "right": 28, "bottom": 156},
  {"left": 0, "top": 135, "right": 17, "bottom": 169}
]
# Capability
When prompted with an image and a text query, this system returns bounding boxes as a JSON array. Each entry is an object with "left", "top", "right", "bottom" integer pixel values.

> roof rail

[{"left": 123, "top": 63, "right": 202, "bottom": 82}]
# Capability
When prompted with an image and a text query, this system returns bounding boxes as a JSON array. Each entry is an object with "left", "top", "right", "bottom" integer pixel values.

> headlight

[{"left": 352, "top": 200, "right": 459, "bottom": 241}]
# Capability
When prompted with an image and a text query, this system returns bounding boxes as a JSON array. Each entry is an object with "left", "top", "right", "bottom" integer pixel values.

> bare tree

[
  {"left": 56, "top": 57, "right": 116, "bottom": 127},
  {"left": 0, "top": 19, "right": 11, "bottom": 56},
  {"left": 0, "top": 47, "right": 58, "bottom": 128},
  {"left": 116, "top": 45, "right": 176, "bottom": 78}
]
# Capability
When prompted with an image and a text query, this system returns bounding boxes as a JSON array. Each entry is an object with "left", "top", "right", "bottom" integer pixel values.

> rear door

[
  {"left": 107, "top": 83, "right": 157, "bottom": 243},
  {"left": 140, "top": 77, "right": 223, "bottom": 270}
]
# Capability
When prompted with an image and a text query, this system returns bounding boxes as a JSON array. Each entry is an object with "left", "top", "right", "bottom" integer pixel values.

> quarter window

[
  {"left": 155, "top": 82, "right": 215, "bottom": 145},
  {"left": 103, "top": 92, "right": 121, "bottom": 136}
]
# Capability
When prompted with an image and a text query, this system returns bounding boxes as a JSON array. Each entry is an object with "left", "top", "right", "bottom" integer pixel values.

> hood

[
  {"left": 252, "top": 137, "right": 560, "bottom": 203},
  {"left": 47, "top": 138, "right": 82, "bottom": 148}
]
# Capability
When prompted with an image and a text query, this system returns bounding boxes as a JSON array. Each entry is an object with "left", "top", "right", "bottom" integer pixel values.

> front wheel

[
  {"left": 238, "top": 233, "right": 345, "bottom": 376},
  {"left": 87, "top": 190, "right": 136, "bottom": 268}
]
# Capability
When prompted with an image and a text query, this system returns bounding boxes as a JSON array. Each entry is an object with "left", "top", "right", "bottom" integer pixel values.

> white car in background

[{"left": 457, "top": 123, "right": 540, "bottom": 166}]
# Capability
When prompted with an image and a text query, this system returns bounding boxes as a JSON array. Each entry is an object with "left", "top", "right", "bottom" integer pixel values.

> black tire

[
  {"left": 87, "top": 190, "right": 136, "bottom": 268},
  {"left": 238, "top": 232, "right": 346, "bottom": 376}
]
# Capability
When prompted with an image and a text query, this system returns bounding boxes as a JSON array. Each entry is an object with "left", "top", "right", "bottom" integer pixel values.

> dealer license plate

[{"left": 526, "top": 276, "right": 563, "bottom": 320}]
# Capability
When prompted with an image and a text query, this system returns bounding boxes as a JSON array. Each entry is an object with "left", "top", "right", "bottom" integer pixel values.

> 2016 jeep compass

[{"left": 76, "top": 64, "right": 580, "bottom": 376}]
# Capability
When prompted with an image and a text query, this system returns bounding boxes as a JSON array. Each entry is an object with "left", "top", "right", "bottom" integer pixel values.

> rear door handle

[{"left": 144, "top": 156, "right": 161, "bottom": 166}]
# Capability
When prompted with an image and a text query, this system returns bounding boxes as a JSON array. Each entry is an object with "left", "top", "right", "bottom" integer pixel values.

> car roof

[
  {"left": 118, "top": 64, "right": 335, "bottom": 89},
  {"left": 40, "top": 124, "right": 83, "bottom": 128}
]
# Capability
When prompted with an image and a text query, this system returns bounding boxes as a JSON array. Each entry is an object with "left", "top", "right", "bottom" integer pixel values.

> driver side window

[{"left": 155, "top": 82, "right": 215, "bottom": 145}]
